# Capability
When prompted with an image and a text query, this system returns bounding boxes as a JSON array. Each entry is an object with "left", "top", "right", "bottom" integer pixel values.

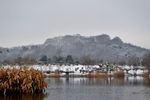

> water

[{"left": 1, "top": 77, "right": 150, "bottom": 100}]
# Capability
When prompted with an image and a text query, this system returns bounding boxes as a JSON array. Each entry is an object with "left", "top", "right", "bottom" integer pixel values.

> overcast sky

[{"left": 0, "top": 0, "right": 150, "bottom": 49}]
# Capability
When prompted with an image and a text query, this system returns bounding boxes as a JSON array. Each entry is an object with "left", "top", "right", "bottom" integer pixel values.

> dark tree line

[
  {"left": 39, "top": 55, "right": 99, "bottom": 65},
  {"left": 1, "top": 51, "right": 150, "bottom": 67},
  {"left": 142, "top": 51, "right": 150, "bottom": 69},
  {"left": 2, "top": 56, "right": 37, "bottom": 65},
  {"left": 39, "top": 55, "right": 75, "bottom": 65}
]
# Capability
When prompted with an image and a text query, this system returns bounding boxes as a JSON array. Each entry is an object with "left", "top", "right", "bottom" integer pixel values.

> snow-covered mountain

[{"left": 0, "top": 34, "right": 149, "bottom": 63}]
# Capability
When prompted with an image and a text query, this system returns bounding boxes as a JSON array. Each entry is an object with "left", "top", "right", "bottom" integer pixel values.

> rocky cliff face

[{"left": 0, "top": 34, "right": 148, "bottom": 63}]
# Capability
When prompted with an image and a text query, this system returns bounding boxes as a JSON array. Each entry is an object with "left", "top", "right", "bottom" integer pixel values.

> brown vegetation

[
  {"left": 142, "top": 71, "right": 150, "bottom": 78},
  {"left": 47, "top": 72, "right": 61, "bottom": 78},
  {"left": 113, "top": 71, "right": 125, "bottom": 78},
  {"left": 86, "top": 71, "right": 125, "bottom": 78},
  {"left": 0, "top": 67, "right": 47, "bottom": 95},
  {"left": 86, "top": 71, "right": 108, "bottom": 78}
]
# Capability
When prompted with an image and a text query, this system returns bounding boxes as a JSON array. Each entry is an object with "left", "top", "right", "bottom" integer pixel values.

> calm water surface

[{"left": 1, "top": 77, "right": 150, "bottom": 100}]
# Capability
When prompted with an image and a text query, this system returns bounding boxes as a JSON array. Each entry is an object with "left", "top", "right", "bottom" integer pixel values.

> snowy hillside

[{"left": 0, "top": 34, "right": 149, "bottom": 63}]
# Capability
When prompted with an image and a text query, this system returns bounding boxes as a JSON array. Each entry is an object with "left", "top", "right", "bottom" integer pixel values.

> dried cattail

[{"left": 0, "top": 66, "right": 47, "bottom": 95}]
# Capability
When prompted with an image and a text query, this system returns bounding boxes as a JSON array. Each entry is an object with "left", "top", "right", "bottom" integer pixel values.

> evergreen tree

[
  {"left": 39, "top": 55, "right": 48, "bottom": 64},
  {"left": 66, "top": 55, "right": 74, "bottom": 64}
]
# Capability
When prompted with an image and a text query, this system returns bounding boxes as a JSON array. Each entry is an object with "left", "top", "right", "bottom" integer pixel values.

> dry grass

[
  {"left": 142, "top": 72, "right": 150, "bottom": 78},
  {"left": 47, "top": 72, "right": 60, "bottom": 78},
  {"left": 86, "top": 71, "right": 108, "bottom": 78},
  {"left": 113, "top": 71, "right": 125, "bottom": 78},
  {"left": 86, "top": 71, "right": 125, "bottom": 78},
  {"left": 0, "top": 66, "right": 47, "bottom": 95}
]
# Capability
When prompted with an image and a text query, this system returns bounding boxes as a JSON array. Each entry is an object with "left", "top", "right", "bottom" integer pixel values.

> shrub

[{"left": 0, "top": 66, "right": 47, "bottom": 95}]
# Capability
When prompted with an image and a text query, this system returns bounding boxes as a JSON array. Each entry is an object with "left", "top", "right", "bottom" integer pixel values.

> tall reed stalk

[{"left": 0, "top": 66, "right": 47, "bottom": 95}]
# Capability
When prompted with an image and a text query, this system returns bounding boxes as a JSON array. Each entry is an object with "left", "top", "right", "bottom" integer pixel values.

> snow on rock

[
  {"left": 128, "top": 70, "right": 136, "bottom": 75},
  {"left": 136, "top": 69, "right": 144, "bottom": 75},
  {"left": 124, "top": 65, "right": 130, "bottom": 70}
]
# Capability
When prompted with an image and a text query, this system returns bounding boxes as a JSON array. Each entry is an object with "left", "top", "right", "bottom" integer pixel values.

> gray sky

[{"left": 0, "top": 0, "right": 150, "bottom": 49}]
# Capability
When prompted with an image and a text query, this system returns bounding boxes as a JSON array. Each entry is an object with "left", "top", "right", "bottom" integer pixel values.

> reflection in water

[
  {"left": 0, "top": 93, "right": 48, "bottom": 100},
  {"left": 45, "top": 76, "right": 150, "bottom": 86},
  {"left": 45, "top": 77, "right": 150, "bottom": 100},
  {"left": 1, "top": 77, "right": 150, "bottom": 100}
]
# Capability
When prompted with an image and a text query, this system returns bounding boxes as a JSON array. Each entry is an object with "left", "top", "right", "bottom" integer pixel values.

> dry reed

[
  {"left": 0, "top": 66, "right": 47, "bottom": 95},
  {"left": 86, "top": 71, "right": 108, "bottom": 78},
  {"left": 113, "top": 71, "right": 125, "bottom": 78}
]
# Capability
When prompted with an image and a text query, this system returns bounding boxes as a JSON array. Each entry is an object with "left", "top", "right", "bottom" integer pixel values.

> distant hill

[{"left": 0, "top": 34, "right": 149, "bottom": 64}]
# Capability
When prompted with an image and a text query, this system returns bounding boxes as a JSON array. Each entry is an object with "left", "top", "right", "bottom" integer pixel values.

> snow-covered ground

[{"left": 0, "top": 64, "right": 148, "bottom": 76}]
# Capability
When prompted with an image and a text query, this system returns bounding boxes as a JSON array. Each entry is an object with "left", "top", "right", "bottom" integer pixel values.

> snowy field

[{"left": 1, "top": 64, "right": 148, "bottom": 76}]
